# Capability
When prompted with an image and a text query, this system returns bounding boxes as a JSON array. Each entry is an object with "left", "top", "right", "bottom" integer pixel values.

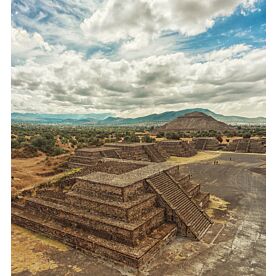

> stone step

[
  {"left": 69, "top": 155, "right": 98, "bottom": 165},
  {"left": 67, "top": 162, "right": 93, "bottom": 169},
  {"left": 147, "top": 172, "right": 212, "bottom": 240},
  {"left": 65, "top": 191, "right": 158, "bottom": 222},
  {"left": 72, "top": 179, "right": 145, "bottom": 202},
  {"left": 184, "top": 182, "right": 200, "bottom": 197},
  {"left": 143, "top": 145, "right": 166, "bottom": 163},
  {"left": 12, "top": 207, "right": 177, "bottom": 268},
  {"left": 193, "top": 192, "right": 210, "bottom": 209},
  {"left": 24, "top": 197, "right": 165, "bottom": 246}
]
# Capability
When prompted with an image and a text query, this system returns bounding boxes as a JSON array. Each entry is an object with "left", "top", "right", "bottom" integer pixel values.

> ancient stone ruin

[
  {"left": 226, "top": 138, "right": 266, "bottom": 153},
  {"left": 154, "top": 111, "right": 234, "bottom": 133},
  {"left": 68, "top": 143, "right": 167, "bottom": 168},
  {"left": 12, "top": 143, "right": 213, "bottom": 268},
  {"left": 191, "top": 137, "right": 221, "bottom": 151},
  {"left": 157, "top": 140, "right": 197, "bottom": 157}
]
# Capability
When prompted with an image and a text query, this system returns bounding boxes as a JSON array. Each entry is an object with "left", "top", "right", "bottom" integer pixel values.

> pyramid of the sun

[{"left": 155, "top": 112, "right": 234, "bottom": 132}]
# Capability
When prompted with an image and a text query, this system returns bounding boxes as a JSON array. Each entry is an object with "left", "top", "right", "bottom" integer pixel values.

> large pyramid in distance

[{"left": 155, "top": 112, "right": 234, "bottom": 132}]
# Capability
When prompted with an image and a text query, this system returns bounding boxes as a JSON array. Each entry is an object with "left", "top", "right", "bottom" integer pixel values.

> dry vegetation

[{"left": 11, "top": 123, "right": 265, "bottom": 195}]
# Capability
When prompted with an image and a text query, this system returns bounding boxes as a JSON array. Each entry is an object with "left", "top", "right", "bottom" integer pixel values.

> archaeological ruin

[
  {"left": 157, "top": 140, "right": 197, "bottom": 157},
  {"left": 226, "top": 138, "right": 266, "bottom": 153},
  {"left": 154, "top": 111, "right": 234, "bottom": 133},
  {"left": 191, "top": 137, "right": 221, "bottom": 151},
  {"left": 11, "top": 142, "right": 213, "bottom": 268}
]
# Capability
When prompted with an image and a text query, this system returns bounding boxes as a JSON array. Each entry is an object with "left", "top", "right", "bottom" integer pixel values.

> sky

[{"left": 11, "top": 0, "right": 266, "bottom": 118}]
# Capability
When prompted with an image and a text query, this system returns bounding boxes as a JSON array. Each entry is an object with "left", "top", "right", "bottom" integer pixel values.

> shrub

[
  {"left": 156, "top": 132, "right": 165, "bottom": 138},
  {"left": 51, "top": 147, "right": 67, "bottom": 156},
  {"left": 11, "top": 139, "right": 20, "bottom": 149},
  {"left": 165, "top": 132, "right": 180, "bottom": 140},
  {"left": 142, "top": 135, "right": 155, "bottom": 143},
  {"left": 124, "top": 135, "right": 140, "bottom": 143},
  {"left": 242, "top": 133, "right": 251, "bottom": 139},
  {"left": 216, "top": 135, "right": 223, "bottom": 143}
]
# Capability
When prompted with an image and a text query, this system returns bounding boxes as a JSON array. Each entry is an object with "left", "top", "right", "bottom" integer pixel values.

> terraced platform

[
  {"left": 226, "top": 138, "right": 266, "bottom": 153},
  {"left": 157, "top": 140, "right": 197, "bottom": 157},
  {"left": 192, "top": 137, "right": 221, "bottom": 151},
  {"left": 12, "top": 159, "right": 212, "bottom": 267}
]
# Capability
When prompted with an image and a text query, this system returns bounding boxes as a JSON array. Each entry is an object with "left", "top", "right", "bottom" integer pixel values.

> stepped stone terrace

[
  {"left": 226, "top": 138, "right": 266, "bottom": 153},
  {"left": 12, "top": 144, "right": 213, "bottom": 268},
  {"left": 157, "top": 140, "right": 197, "bottom": 157},
  {"left": 69, "top": 143, "right": 167, "bottom": 167}
]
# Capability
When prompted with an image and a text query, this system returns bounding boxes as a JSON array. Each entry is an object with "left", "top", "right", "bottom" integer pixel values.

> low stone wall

[
  {"left": 226, "top": 138, "right": 266, "bottom": 153},
  {"left": 25, "top": 197, "right": 163, "bottom": 247},
  {"left": 158, "top": 141, "right": 196, "bottom": 157},
  {"left": 192, "top": 138, "right": 220, "bottom": 150},
  {"left": 12, "top": 213, "right": 140, "bottom": 267},
  {"left": 65, "top": 192, "right": 158, "bottom": 223},
  {"left": 73, "top": 179, "right": 123, "bottom": 201}
]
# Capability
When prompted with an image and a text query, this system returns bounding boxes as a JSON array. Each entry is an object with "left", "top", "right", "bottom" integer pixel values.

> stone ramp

[{"left": 146, "top": 171, "right": 212, "bottom": 240}]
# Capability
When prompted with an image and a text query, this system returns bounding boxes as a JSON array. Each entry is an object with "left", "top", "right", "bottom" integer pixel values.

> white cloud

[
  {"left": 11, "top": 27, "right": 65, "bottom": 65},
  {"left": 81, "top": 0, "right": 259, "bottom": 49},
  {"left": 11, "top": 40, "right": 266, "bottom": 117},
  {"left": 12, "top": 0, "right": 99, "bottom": 49}
]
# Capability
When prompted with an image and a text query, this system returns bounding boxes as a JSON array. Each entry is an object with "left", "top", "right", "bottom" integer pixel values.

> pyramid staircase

[
  {"left": 192, "top": 139, "right": 206, "bottom": 150},
  {"left": 143, "top": 145, "right": 166, "bottom": 162},
  {"left": 146, "top": 172, "right": 212, "bottom": 240},
  {"left": 235, "top": 139, "right": 249, "bottom": 152},
  {"left": 192, "top": 138, "right": 220, "bottom": 151}
]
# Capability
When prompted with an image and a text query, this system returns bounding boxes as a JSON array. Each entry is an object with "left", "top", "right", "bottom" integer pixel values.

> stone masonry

[
  {"left": 226, "top": 138, "right": 266, "bottom": 153},
  {"left": 12, "top": 156, "right": 212, "bottom": 268},
  {"left": 157, "top": 140, "right": 197, "bottom": 157},
  {"left": 191, "top": 137, "right": 221, "bottom": 151}
]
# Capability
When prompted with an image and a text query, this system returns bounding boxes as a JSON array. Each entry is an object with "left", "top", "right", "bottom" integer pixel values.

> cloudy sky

[{"left": 11, "top": 0, "right": 266, "bottom": 118}]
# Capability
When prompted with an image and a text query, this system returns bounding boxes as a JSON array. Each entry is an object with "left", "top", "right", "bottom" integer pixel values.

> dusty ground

[
  {"left": 12, "top": 151, "right": 266, "bottom": 276},
  {"left": 11, "top": 153, "right": 71, "bottom": 193},
  {"left": 168, "top": 151, "right": 221, "bottom": 164}
]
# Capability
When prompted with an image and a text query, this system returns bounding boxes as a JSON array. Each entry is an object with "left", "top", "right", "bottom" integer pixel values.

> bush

[
  {"left": 30, "top": 135, "right": 66, "bottom": 156},
  {"left": 216, "top": 135, "right": 223, "bottom": 143},
  {"left": 11, "top": 139, "right": 20, "bottom": 149},
  {"left": 156, "top": 132, "right": 165, "bottom": 138},
  {"left": 124, "top": 135, "right": 140, "bottom": 143},
  {"left": 12, "top": 144, "right": 39, "bottom": 158},
  {"left": 165, "top": 132, "right": 180, "bottom": 140},
  {"left": 142, "top": 135, "right": 155, "bottom": 143},
  {"left": 51, "top": 147, "right": 67, "bottom": 156},
  {"left": 242, "top": 133, "right": 251, "bottom": 139}
]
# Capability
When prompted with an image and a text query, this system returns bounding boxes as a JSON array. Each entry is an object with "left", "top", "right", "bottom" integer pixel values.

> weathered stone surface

[
  {"left": 226, "top": 138, "right": 266, "bottom": 153},
  {"left": 12, "top": 154, "right": 212, "bottom": 268},
  {"left": 157, "top": 140, "right": 197, "bottom": 157}
]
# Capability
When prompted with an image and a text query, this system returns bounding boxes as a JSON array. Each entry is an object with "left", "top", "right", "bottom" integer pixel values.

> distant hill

[
  {"left": 11, "top": 112, "right": 112, "bottom": 124},
  {"left": 11, "top": 108, "right": 265, "bottom": 125},
  {"left": 154, "top": 111, "right": 235, "bottom": 132}
]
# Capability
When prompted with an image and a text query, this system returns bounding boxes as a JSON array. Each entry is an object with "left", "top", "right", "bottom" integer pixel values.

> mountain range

[{"left": 11, "top": 108, "right": 266, "bottom": 126}]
